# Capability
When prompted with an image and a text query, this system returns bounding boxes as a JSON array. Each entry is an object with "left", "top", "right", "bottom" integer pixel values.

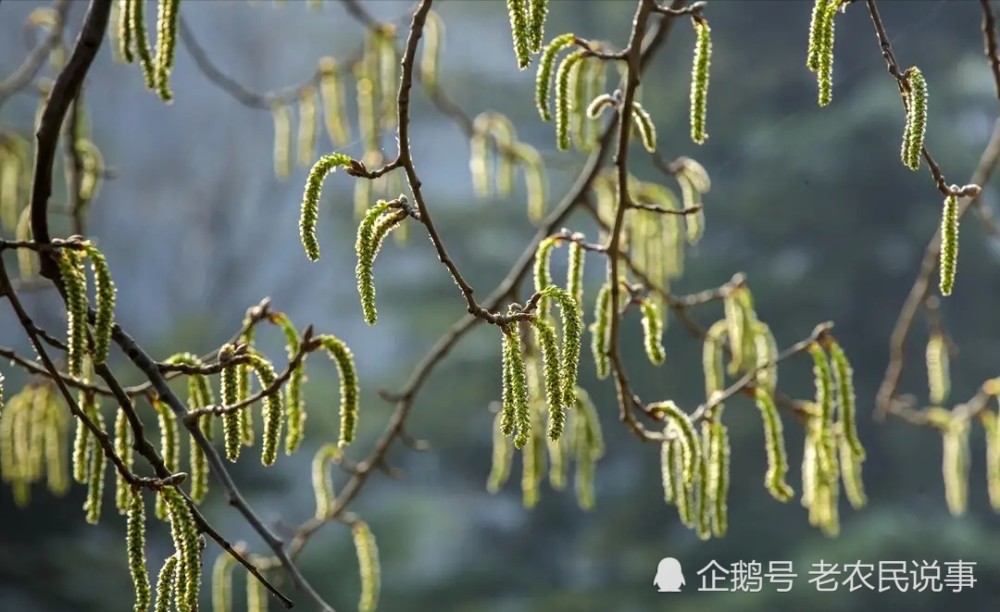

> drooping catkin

[
  {"left": 82, "top": 243, "right": 117, "bottom": 365},
  {"left": 542, "top": 286, "right": 583, "bottom": 413},
  {"left": 114, "top": 408, "right": 134, "bottom": 515},
  {"left": 631, "top": 101, "right": 657, "bottom": 152},
  {"left": 527, "top": 0, "right": 548, "bottom": 52},
  {"left": 84, "top": 406, "right": 106, "bottom": 525},
  {"left": 660, "top": 434, "right": 677, "bottom": 505},
  {"left": 753, "top": 322, "right": 779, "bottom": 394},
  {"left": 487, "top": 409, "right": 514, "bottom": 493},
  {"left": 352, "top": 520, "right": 381, "bottom": 612},
  {"left": 573, "top": 388, "right": 604, "bottom": 510},
  {"left": 535, "top": 33, "right": 577, "bottom": 122},
  {"left": 702, "top": 320, "right": 726, "bottom": 400},
  {"left": 244, "top": 351, "right": 282, "bottom": 466},
  {"left": 246, "top": 563, "right": 266, "bottom": 612},
  {"left": 517, "top": 143, "right": 548, "bottom": 222},
  {"left": 130, "top": 0, "right": 156, "bottom": 90},
  {"left": 695, "top": 423, "right": 713, "bottom": 540},
  {"left": 127, "top": 490, "right": 152, "bottom": 612},
  {"left": 709, "top": 421, "right": 730, "bottom": 537},
  {"left": 162, "top": 488, "right": 201, "bottom": 612},
  {"left": 939, "top": 193, "right": 959, "bottom": 296},
  {"left": 299, "top": 152, "right": 354, "bottom": 261},
  {"left": 153, "top": 554, "right": 179, "bottom": 612},
  {"left": 827, "top": 339, "right": 864, "bottom": 460},
  {"left": 554, "top": 50, "right": 588, "bottom": 150},
  {"left": 689, "top": 18, "right": 712, "bottom": 144},
  {"left": 505, "top": 325, "right": 531, "bottom": 449},
  {"left": 532, "top": 236, "right": 558, "bottom": 319},
  {"left": 211, "top": 550, "right": 235, "bottom": 612},
  {"left": 901, "top": 66, "right": 928, "bottom": 171},
  {"left": 57, "top": 249, "right": 89, "bottom": 378},
  {"left": 318, "top": 57, "right": 351, "bottom": 146},
  {"left": 639, "top": 298, "right": 665, "bottom": 366},
  {"left": 355, "top": 202, "right": 406, "bottom": 325},
  {"left": 754, "top": 389, "right": 794, "bottom": 502},
  {"left": 530, "top": 317, "right": 565, "bottom": 441},
  {"left": 153, "top": 0, "right": 181, "bottom": 102},
  {"left": 806, "top": 0, "right": 830, "bottom": 73},
  {"left": 507, "top": 0, "right": 531, "bottom": 70},
  {"left": 815, "top": 0, "right": 838, "bottom": 107},
  {"left": 942, "top": 416, "right": 970, "bottom": 516},
  {"left": 926, "top": 332, "right": 950, "bottom": 405},
  {"left": 590, "top": 282, "right": 612, "bottom": 380},
  {"left": 420, "top": 10, "right": 444, "bottom": 90},
  {"left": 808, "top": 342, "right": 835, "bottom": 477},
  {"left": 311, "top": 443, "right": 340, "bottom": 519},
  {"left": 296, "top": 86, "right": 318, "bottom": 167},
  {"left": 652, "top": 401, "right": 700, "bottom": 486},
  {"left": 983, "top": 408, "right": 1000, "bottom": 511},
  {"left": 839, "top": 437, "right": 867, "bottom": 510},
  {"left": 316, "top": 334, "right": 361, "bottom": 448},
  {"left": 272, "top": 103, "right": 292, "bottom": 180},
  {"left": 218, "top": 345, "right": 241, "bottom": 462}
]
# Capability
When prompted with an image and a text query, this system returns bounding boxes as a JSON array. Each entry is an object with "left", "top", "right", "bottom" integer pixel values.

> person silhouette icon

[{"left": 653, "top": 557, "right": 685, "bottom": 592}]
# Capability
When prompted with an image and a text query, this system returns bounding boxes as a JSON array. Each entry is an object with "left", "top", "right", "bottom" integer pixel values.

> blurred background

[{"left": 2, "top": 0, "right": 1000, "bottom": 610}]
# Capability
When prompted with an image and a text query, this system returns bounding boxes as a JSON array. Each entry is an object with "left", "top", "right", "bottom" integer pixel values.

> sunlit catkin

[
  {"left": 420, "top": 11, "right": 444, "bottom": 90},
  {"left": 311, "top": 443, "right": 340, "bottom": 518},
  {"left": 530, "top": 317, "right": 565, "bottom": 440},
  {"left": 300, "top": 152, "right": 353, "bottom": 261},
  {"left": 816, "top": 0, "right": 838, "bottom": 107},
  {"left": 83, "top": 239, "right": 116, "bottom": 367},
  {"left": 554, "top": 50, "right": 587, "bottom": 150},
  {"left": 163, "top": 488, "right": 201, "bottom": 612},
  {"left": 245, "top": 351, "right": 282, "bottom": 466},
  {"left": 271, "top": 103, "right": 291, "bottom": 180},
  {"left": 317, "top": 334, "right": 361, "bottom": 448},
  {"left": 153, "top": 0, "right": 180, "bottom": 102},
  {"left": 532, "top": 236, "right": 558, "bottom": 319},
  {"left": 925, "top": 332, "right": 950, "bottom": 405},
  {"left": 127, "top": 491, "right": 151, "bottom": 612},
  {"left": 542, "top": 286, "right": 583, "bottom": 413},
  {"left": 839, "top": 438, "right": 867, "bottom": 510},
  {"left": 942, "top": 417, "right": 970, "bottom": 516},
  {"left": 318, "top": 57, "right": 351, "bottom": 146},
  {"left": 939, "top": 193, "right": 959, "bottom": 296},
  {"left": 352, "top": 520, "right": 381, "bottom": 612},
  {"left": 130, "top": 0, "right": 156, "bottom": 90},
  {"left": 652, "top": 401, "right": 700, "bottom": 486},
  {"left": 536, "top": 33, "right": 577, "bottom": 121},
  {"left": 689, "top": 19, "right": 712, "bottom": 144},
  {"left": 211, "top": 550, "right": 235, "bottom": 612},
  {"left": 487, "top": 410, "right": 514, "bottom": 493},
  {"left": 754, "top": 389, "right": 794, "bottom": 502},
  {"left": 84, "top": 407, "right": 106, "bottom": 525},
  {"left": 296, "top": 86, "right": 318, "bottom": 167},
  {"left": 57, "top": 249, "right": 89, "bottom": 378},
  {"left": 702, "top": 320, "right": 726, "bottom": 399},
  {"left": 153, "top": 554, "right": 178, "bottom": 612},
  {"left": 590, "top": 282, "right": 612, "bottom": 379},
  {"left": 902, "top": 66, "right": 928, "bottom": 170},
  {"left": 710, "top": 422, "right": 730, "bottom": 537},
  {"left": 631, "top": 101, "right": 657, "bottom": 152},
  {"left": 114, "top": 408, "right": 134, "bottom": 515},
  {"left": 505, "top": 325, "right": 531, "bottom": 449},
  {"left": 507, "top": 0, "right": 532, "bottom": 69},
  {"left": 827, "top": 339, "right": 864, "bottom": 460},
  {"left": 639, "top": 298, "right": 665, "bottom": 366},
  {"left": 806, "top": 0, "right": 830, "bottom": 73},
  {"left": 984, "top": 408, "right": 1000, "bottom": 511},
  {"left": 219, "top": 345, "right": 241, "bottom": 462},
  {"left": 355, "top": 200, "right": 396, "bottom": 324}
]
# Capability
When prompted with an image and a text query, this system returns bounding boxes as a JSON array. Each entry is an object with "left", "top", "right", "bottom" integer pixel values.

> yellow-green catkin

[
  {"left": 272, "top": 102, "right": 292, "bottom": 180},
  {"left": 211, "top": 550, "right": 235, "bottom": 612},
  {"left": 542, "top": 286, "right": 583, "bottom": 414},
  {"left": 660, "top": 434, "right": 678, "bottom": 505},
  {"left": 130, "top": 0, "right": 156, "bottom": 90},
  {"left": 532, "top": 236, "right": 558, "bottom": 318},
  {"left": 312, "top": 442, "right": 340, "bottom": 518},
  {"left": 82, "top": 243, "right": 117, "bottom": 365},
  {"left": 117, "top": 0, "right": 134, "bottom": 63},
  {"left": 297, "top": 86, "right": 318, "bottom": 167},
  {"left": 163, "top": 487, "right": 201, "bottom": 612},
  {"left": 355, "top": 201, "right": 404, "bottom": 325},
  {"left": 591, "top": 281, "right": 612, "bottom": 379},
  {"left": 839, "top": 436, "right": 868, "bottom": 510},
  {"left": 827, "top": 339, "right": 864, "bottom": 460},
  {"left": 487, "top": 409, "right": 513, "bottom": 493},
  {"left": 754, "top": 389, "right": 794, "bottom": 502},
  {"left": 813, "top": 0, "right": 838, "bottom": 107},
  {"left": 689, "top": 18, "right": 712, "bottom": 144},
  {"left": 420, "top": 10, "right": 444, "bottom": 90},
  {"left": 114, "top": 408, "right": 134, "bottom": 515},
  {"left": 317, "top": 334, "right": 360, "bottom": 448},
  {"left": 530, "top": 317, "right": 564, "bottom": 440},
  {"left": 639, "top": 298, "right": 665, "bottom": 366},
  {"left": 43, "top": 391, "right": 69, "bottom": 496},
  {"left": 535, "top": 33, "right": 577, "bottom": 122},
  {"left": 57, "top": 249, "right": 89, "bottom": 378},
  {"left": 505, "top": 325, "right": 531, "bottom": 449},
  {"left": 318, "top": 57, "right": 351, "bottom": 146},
  {"left": 709, "top": 421, "right": 730, "bottom": 537},
  {"left": 127, "top": 491, "right": 152, "bottom": 612},
  {"left": 72, "top": 391, "right": 96, "bottom": 483},
  {"left": 983, "top": 408, "right": 1000, "bottom": 511},
  {"left": 926, "top": 332, "right": 950, "bottom": 405},
  {"left": 942, "top": 416, "right": 970, "bottom": 516},
  {"left": 631, "top": 101, "right": 657, "bottom": 152},
  {"left": 507, "top": 0, "right": 531, "bottom": 69},
  {"left": 573, "top": 388, "right": 604, "bottom": 510},
  {"left": 153, "top": 398, "right": 178, "bottom": 520},
  {"left": 517, "top": 143, "right": 548, "bottom": 222},
  {"left": 153, "top": 0, "right": 181, "bottom": 102},
  {"left": 269, "top": 313, "right": 305, "bottom": 454},
  {"left": 695, "top": 423, "right": 713, "bottom": 540},
  {"left": 469, "top": 114, "right": 493, "bottom": 198},
  {"left": 902, "top": 66, "right": 928, "bottom": 171},
  {"left": 246, "top": 351, "right": 282, "bottom": 466},
  {"left": 219, "top": 345, "right": 241, "bottom": 462},
  {"left": 353, "top": 520, "right": 381, "bottom": 612},
  {"left": 300, "top": 152, "right": 354, "bottom": 261},
  {"left": 939, "top": 194, "right": 959, "bottom": 296},
  {"left": 652, "top": 401, "right": 700, "bottom": 486},
  {"left": 84, "top": 407, "right": 106, "bottom": 525},
  {"left": 554, "top": 50, "right": 587, "bottom": 151},
  {"left": 702, "top": 320, "right": 726, "bottom": 400},
  {"left": 527, "top": 0, "right": 548, "bottom": 52},
  {"left": 808, "top": 342, "right": 836, "bottom": 477},
  {"left": 153, "top": 555, "right": 179, "bottom": 612}
]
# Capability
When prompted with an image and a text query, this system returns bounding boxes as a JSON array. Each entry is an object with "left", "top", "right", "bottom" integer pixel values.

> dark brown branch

[
  {"left": 29, "top": 0, "right": 111, "bottom": 282},
  {"left": 982, "top": 0, "right": 1000, "bottom": 100}
]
